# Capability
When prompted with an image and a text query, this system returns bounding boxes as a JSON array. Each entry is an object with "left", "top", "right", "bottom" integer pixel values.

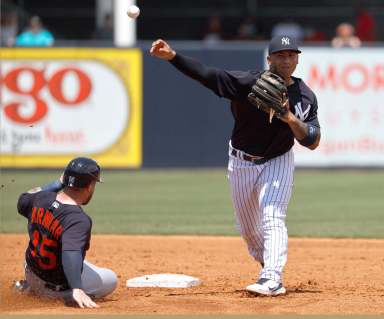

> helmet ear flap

[{"left": 62, "top": 157, "right": 101, "bottom": 188}]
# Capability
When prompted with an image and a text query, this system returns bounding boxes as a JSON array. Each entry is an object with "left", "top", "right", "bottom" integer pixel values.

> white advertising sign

[
  {"left": 293, "top": 48, "right": 384, "bottom": 166},
  {"left": 1, "top": 61, "right": 128, "bottom": 154}
]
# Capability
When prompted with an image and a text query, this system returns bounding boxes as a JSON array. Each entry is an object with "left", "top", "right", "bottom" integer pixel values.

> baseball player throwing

[
  {"left": 150, "top": 35, "right": 321, "bottom": 296},
  {"left": 15, "top": 157, "right": 117, "bottom": 308}
]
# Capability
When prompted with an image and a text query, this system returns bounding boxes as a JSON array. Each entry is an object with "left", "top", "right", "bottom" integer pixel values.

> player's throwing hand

[
  {"left": 72, "top": 288, "right": 99, "bottom": 308},
  {"left": 150, "top": 39, "right": 176, "bottom": 60}
]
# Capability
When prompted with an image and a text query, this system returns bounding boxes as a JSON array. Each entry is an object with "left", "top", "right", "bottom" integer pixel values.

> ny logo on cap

[{"left": 281, "top": 37, "right": 290, "bottom": 45}]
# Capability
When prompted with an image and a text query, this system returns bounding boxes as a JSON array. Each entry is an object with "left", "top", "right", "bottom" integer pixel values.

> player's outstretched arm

[
  {"left": 150, "top": 39, "right": 176, "bottom": 60},
  {"left": 150, "top": 39, "right": 249, "bottom": 100},
  {"left": 72, "top": 288, "right": 99, "bottom": 308},
  {"left": 17, "top": 174, "right": 65, "bottom": 217},
  {"left": 24, "top": 174, "right": 65, "bottom": 194}
]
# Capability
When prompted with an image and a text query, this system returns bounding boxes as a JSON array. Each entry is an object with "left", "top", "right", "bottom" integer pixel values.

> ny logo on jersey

[
  {"left": 281, "top": 37, "right": 290, "bottom": 45},
  {"left": 294, "top": 102, "right": 311, "bottom": 121}
]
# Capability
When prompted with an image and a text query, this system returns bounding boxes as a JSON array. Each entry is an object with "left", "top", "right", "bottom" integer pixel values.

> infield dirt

[{"left": 1, "top": 235, "right": 383, "bottom": 315}]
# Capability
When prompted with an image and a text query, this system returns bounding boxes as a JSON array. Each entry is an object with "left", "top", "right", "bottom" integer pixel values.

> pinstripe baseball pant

[{"left": 228, "top": 143, "right": 294, "bottom": 283}]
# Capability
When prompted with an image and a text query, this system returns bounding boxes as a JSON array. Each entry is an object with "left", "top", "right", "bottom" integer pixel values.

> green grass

[
  {"left": 0, "top": 169, "right": 383, "bottom": 238},
  {"left": 288, "top": 170, "right": 384, "bottom": 238}
]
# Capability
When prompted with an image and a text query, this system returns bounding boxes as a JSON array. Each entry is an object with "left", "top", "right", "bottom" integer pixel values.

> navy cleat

[{"left": 13, "top": 279, "right": 30, "bottom": 293}]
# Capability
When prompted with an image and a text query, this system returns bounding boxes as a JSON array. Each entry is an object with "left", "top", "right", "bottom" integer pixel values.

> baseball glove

[{"left": 248, "top": 71, "right": 288, "bottom": 122}]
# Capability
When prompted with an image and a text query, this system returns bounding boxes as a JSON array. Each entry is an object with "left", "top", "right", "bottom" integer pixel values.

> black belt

[{"left": 231, "top": 149, "right": 269, "bottom": 165}]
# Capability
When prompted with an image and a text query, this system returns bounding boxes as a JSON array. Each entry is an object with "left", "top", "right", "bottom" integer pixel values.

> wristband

[{"left": 298, "top": 124, "right": 319, "bottom": 147}]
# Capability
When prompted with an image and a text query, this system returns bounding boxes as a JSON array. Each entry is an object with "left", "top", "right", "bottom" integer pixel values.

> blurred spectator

[
  {"left": 1, "top": 11, "right": 18, "bottom": 47},
  {"left": 271, "top": 20, "right": 304, "bottom": 41},
  {"left": 203, "top": 15, "right": 222, "bottom": 45},
  {"left": 356, "top": 9, "right": 375, "bottom": 42},
  {"left": 94, "top": 13, "right": 114, "bottom": 40},
  {"left": 303, "top": 27, "right": 327, "bottom": 42},
  {"left": 236, "top": 16, "right": 258, "bottom": 40},
  {"left": 331, "top": 23, "right": 361, "bottom": 48},
  {"left": 16, "top": 16, "right": 54, "bottom": 47}
]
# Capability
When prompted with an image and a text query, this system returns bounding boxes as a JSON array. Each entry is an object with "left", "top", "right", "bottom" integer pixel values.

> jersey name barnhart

[{"left": 31, "top": 206, "right": 63, "bottom": 240}]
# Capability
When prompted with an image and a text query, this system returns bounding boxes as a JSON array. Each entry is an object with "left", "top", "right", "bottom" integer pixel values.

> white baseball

[{"left": 127, "top": 5, "right": 140, "bottom": 19}]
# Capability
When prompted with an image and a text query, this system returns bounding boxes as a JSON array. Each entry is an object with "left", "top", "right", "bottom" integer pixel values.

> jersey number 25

[{"left": 31, "top": 230, "right": 58, "bottom": 270}]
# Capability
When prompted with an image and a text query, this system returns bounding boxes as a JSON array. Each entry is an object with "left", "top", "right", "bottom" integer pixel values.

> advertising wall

[
  {"left": 142, "top": 48, "right": 265, "bottom": 167},
  {"left": 2, "top": 46, "right": 383, "bottom": 168},
  {"left": 0, "top": 48, "right": 142, "bottom": 168},
  {"left": 293, "top": 48, "right": 384, "bottom": 167}
]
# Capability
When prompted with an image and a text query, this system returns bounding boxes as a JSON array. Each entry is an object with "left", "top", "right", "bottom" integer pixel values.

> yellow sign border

[{"left": 0, "top": 48, "right": 142, "bottom": 168}]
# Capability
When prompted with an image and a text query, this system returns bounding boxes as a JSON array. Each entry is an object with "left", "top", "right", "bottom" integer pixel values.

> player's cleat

[
  {"left": 13, "top": 279, "right": 30, "bottom": 293},
  {"left": 246, "top": 278, "right": 286, "bottom": 296}
]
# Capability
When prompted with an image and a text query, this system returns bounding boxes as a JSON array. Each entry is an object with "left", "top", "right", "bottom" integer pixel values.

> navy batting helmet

[{"left": 63, "top": 157, "right": 101, "bottom": 188}]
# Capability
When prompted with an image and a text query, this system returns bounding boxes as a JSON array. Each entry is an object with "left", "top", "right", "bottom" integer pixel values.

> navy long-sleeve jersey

[
  {"left": 170, "top": 53, "right": 320, "bottom": 158},
  {"left": 17, "top": 191, "right": 91, "bottom": 287}
]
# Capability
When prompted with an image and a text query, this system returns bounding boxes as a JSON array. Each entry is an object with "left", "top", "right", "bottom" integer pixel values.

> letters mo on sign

[
  {"left": 0, "top": 49, "right": 142, "bottom": 168},
  {"left": 293, "top": 48, "right": 384, "bottom": 167}
]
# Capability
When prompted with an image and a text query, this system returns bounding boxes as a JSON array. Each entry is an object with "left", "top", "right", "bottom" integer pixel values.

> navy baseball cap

[{"left": 268, "top": 35, "right": 301, "bottom": 55}]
